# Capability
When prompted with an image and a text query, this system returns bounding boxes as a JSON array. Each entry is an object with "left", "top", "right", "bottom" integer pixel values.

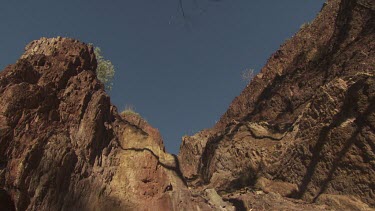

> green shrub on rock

[{"left": 93, "top": 46, "right": 115, "bottom": 91}]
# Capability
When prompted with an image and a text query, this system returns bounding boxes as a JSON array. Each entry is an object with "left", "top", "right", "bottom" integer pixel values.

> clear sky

[{"left": 0, "top": 0, "right": 326, "bottom": 154}]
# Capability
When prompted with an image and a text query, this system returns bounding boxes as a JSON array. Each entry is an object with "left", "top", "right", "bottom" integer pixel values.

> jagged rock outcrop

[
  {"left": 0, "top": 37, "right": 214, "bottom": 211},
  {"left": 1, "top": 0, "right": 374, "bottom": 210},
  {"left": 179, "top": 0, "right": 375, "bottom": 209},
  {"left": 121, "top": 111, "right": 165, "bottom": 151}
]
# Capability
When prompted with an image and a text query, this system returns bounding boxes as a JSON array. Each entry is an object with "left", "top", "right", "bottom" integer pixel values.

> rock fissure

[
  {"left": 178, "top": 0, "right": 374, "bottom": 209},
  {"left": 0, "top": 0, "right": 374, "bottom": 210}
]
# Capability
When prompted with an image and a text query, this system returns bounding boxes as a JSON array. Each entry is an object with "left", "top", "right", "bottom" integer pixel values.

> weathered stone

[
  {"left": 0, "top": 38, "right": 211, "bottom": 211},
  {"left": 179, "top": 0, "right": 375, "bottom": 209},
  {"left": 1, "top": 0, "right": 374, "bottom": 210}
]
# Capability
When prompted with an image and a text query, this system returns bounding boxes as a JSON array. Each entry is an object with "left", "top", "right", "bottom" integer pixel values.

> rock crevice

[{"left": 0, "top": 0, "right": 374, "bottom": 210}]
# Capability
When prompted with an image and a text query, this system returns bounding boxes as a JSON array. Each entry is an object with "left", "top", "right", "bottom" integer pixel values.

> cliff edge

[
  {"left": 179, "top": 0, "right": 374, "bottom": 209},
  {"left": 0, "top": 0, "right": 374, "bottom": 210},
  {"left": 0, "top": 37, "right": 213, "bottom": 210}
]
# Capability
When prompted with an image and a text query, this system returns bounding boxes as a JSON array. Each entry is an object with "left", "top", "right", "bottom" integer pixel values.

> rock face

[
  {"left": 179, "top": 0, "right": 375, "bottom": 209},
  {"left": 0, "top": 37, "right": 212, "bottom": 210},
  {"left": 0, "top": 0, "right": 374, "bottom": 210}
]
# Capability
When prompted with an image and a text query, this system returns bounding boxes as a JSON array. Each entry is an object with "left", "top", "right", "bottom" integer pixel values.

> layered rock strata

[
  {"left": 0, "top": 37, "right": 211, "bottom": 211},
  {"left": 179, "top": 0, "right": 375, "bottom": 209}
]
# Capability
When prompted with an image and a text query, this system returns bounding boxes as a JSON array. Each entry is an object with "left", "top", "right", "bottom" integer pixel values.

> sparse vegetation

[
  {"left": 93, "top": 46, "right": 115, "bottom": 91},
  {"left": 121, "top": 105, "right": 141, "bottom": 117},
  {"left": 241, "top": 68, "right": 255, "bottom": 82},
  {"left": 300, "top": 22, "right": 310, "bottom": 30}
]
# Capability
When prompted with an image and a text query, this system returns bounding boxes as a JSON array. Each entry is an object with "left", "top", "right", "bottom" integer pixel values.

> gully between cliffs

[{"left": 0, "top": 0, "right": 374, "bottom": 210}]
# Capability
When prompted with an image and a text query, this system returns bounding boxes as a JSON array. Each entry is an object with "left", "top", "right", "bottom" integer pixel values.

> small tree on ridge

[{"left": 94, "top": 46, "right": 115, "bottom": 91}]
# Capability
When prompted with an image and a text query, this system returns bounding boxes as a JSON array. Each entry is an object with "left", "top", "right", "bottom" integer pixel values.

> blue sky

[{"left": 0, "top": 0, "right": 326, "bottom": 154}]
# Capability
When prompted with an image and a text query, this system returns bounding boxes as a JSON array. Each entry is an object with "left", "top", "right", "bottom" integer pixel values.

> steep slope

[
  {"left": 1, "top": 0, "right": 374, "bottom": 210},
  {"left": 0, "top": 37, "right": 213, "bottom": 211},
  {"left": 179, "top": 0, "right": 375, "bottom": 209}
]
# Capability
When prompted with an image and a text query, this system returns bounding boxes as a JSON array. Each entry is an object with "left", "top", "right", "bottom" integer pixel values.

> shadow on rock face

[
  {"left": 227, "top": 198, "right": 246, "bottom": 211},
  {"left": 0, "top": 189, "right": 15, "bottom": 211}
]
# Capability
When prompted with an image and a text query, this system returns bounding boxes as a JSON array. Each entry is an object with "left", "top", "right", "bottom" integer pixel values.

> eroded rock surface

[
  {"left": 179, "top": 0, "right": 375, "bottom": 209},
  {"left": 0, "top": 37, "right": 212, "bottom": 211},
  {"left": 0, "top": 0, "right": 374, "bottom": 210}
]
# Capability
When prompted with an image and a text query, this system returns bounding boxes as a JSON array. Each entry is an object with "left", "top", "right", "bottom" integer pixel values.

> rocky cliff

[
  {"left": 0, "top": 37, "right": 214, "bottom": 210},
  {"left": 0, "top": 0, "right": 374, "bottom": 210},
  {"left": 179, "top": 0, "right": 375, "bottom": 209}
]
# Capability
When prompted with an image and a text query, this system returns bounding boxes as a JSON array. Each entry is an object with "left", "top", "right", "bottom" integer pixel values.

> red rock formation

[
  {"left": 1, "top": 0, "right": 374, "bottom": 210},
  {"left": 121, "top": 111, "right": 165, "bottom": 151},
  {"left": 0, "top": 37, "right": 213, "bottom": 210},
  {"left": 180, "top": 0, "right": 375, "bottom": 209}
]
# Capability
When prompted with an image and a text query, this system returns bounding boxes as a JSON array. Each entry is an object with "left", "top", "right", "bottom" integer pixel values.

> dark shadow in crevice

[
  {"left": 227, "top": 198, "right": 246, "bottom": 211},
  {"left": 312, "top": 99, "right": 374, "bottom": 202},
  {"left": 0, "top": 189, "right": 15, "bottom": 211},
  {"left": 312, "top": 128, "right": 360, "bottom": 202},
  {"left": 225, "top": 167, "right": 258, "bottom": 193},
  {"left": 198, "top": 133, "right": 225, "bottom": 183},
  {"left": 0, "top": 158, "right": 7, "bottom": 170},
  {"left": 292, "top": 77, "right": 373, "bottom": 199}
]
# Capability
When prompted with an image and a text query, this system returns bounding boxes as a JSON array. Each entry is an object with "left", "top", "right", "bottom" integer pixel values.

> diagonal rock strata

[{"left": 179, "top": 0, "right": 375, "bottom": 209}]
